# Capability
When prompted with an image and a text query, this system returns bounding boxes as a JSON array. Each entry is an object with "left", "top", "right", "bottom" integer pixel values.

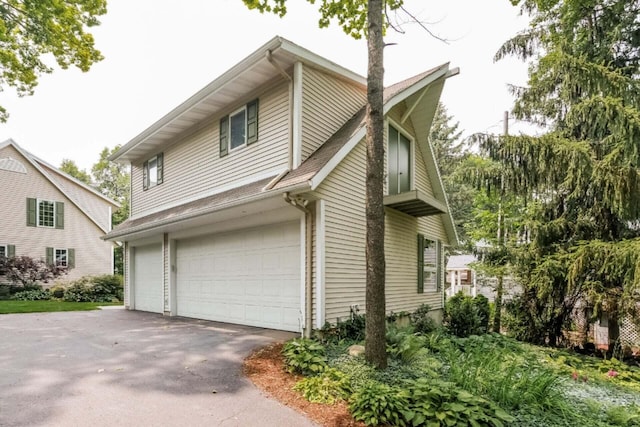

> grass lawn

[{"left": 0, "top": 300, "right": 123, "bottom": 314}]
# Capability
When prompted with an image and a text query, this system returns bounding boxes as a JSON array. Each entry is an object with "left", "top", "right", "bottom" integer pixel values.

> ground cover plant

[{"left": 280, "top": 303, "right": 640, "bottom": 426}]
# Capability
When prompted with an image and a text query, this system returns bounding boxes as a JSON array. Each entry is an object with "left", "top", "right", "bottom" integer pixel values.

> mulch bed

[{"left": 243, "top": 342, "right": 364, "bottom": 427}]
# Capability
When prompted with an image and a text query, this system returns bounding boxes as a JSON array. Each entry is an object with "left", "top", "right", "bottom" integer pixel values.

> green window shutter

[
  {"left": 246, "top": 99, "right": 259, "bottom": 145},
  {"left": 417, "top": 234, "right": 425, "bottom": 294},
  {"left": 156, "top": 153, "right": 164, "bottom": 185},
  {"left": 436, "top": 240, "right": 442, "bottom": 292},
  {"left": 7, "top": 244, "right": 15, "bottom": 257},
  {"left": 55, "top": 202, "right": 64, "bottom": 229},
  {"left": 68, "top": 248, "right": 75, "bottom": 269},
  {"left": 219, "top": 115, "right": 229, "bottom": 157},
  {"left": 142, "top": 161, "right": 149, "bottom": 191},
  {"left": 46, "top": 247, "right": 54, "bottom": 265},
  {"left": 27, "top": 198, "right": 36, "bottom": 226}
]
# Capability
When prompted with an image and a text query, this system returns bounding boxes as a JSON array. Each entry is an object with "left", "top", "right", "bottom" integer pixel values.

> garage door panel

[
  {"left": 133, "top": 244, "right": 163, "bottom": 314},
  {"left": 176, "top": 221, "right": 301, "bottom": 332}
]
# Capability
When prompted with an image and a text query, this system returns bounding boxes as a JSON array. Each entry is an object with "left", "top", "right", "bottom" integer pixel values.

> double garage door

[{"left": 132, "top": 221, "right": 301, "bottom": 332}]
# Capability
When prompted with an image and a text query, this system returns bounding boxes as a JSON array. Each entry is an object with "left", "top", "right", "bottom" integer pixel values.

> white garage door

[
  {"left": 133, "top": 244, "right": 163, "bottom": 313},
  {"left": 176, "top": 221, "right": 301, "bottom": 331}
]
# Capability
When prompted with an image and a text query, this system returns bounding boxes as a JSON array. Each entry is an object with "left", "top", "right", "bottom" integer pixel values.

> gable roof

[
  {"left": 0, "top": 139, "right": 119, "bottom": 233},
  {"left": 110, "top": 36, "right": 367, "bottom": 164}
]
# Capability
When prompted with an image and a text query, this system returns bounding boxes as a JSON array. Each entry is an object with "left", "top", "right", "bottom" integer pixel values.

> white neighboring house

[
  {"left": 0, "top": 139, "right": 120, "bottom": 281},
  {"left": 103, "top": 36, "right": 459, "bottom": 334},
  {"left": 446, "top": 254, "right": 478, "bottom": 298}
]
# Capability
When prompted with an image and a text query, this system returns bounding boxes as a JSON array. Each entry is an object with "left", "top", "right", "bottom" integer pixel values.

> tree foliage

[
  {"left": 482, "top": 0, "right": 640, "bottom": 345},
  {"left": 60, "top": 158, "right": 92, "bottom": 184},
  {"left": 0, "top": 0, "right": 106, "bottom": 121}
]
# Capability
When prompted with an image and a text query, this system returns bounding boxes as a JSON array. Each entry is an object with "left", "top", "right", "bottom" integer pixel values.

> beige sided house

[
  {"left": 0, "top": 139, "right": 119, "bottom": 281},
  {"left": 104, "top": 36, "right": 458, "bottom": 334}
]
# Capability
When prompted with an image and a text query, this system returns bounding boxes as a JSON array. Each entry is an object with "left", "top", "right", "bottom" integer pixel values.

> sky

[{"left": 0, "top": 0, "right": 532, "bottom": 171}]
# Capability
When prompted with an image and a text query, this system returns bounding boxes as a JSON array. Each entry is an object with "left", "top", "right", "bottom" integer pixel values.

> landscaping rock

[{"left": 347, "top": 344, "right": 365, "bottom": 356}]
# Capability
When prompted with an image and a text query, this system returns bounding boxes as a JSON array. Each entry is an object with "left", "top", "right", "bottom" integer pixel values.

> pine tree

[{"left": 478, "top": 0, "right": 640, "bottom": 345}]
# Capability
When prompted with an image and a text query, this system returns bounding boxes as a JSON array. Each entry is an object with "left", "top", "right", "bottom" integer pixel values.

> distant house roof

[
  {"left": 0, "top": 139, "right": 119, "bottom": 233},
  {"left": 446, "top": 254, "right": 477, "bottom": 270}
]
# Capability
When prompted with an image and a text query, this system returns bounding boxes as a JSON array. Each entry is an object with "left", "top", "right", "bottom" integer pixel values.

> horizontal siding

[
  {"left": 385, "top": 208, "right": 444, "bottom": 312},
  {"left": 0, "top": 145, "right": 114, "bottom": 281},
  {"left": 131, "top": 81, "right": 290, "bottom": 217},
  {"left": 315, "top": 140, "right": 367, "bottom": 323},
  {"left": 301, "top": 67, "right": 366, "bottom": 161}
]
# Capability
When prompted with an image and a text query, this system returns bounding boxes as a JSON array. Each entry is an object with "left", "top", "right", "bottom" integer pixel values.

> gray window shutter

[
  {"left": 46, "top": 247, "right": 54, "bottom": 265},
  {"left": 7, "top": 244, "right": 15, "bottom": 257},
  {"left": 417, "top": 234, "right": 425, "bottom": 294},
  {"left": 142, "top": 161, "right": 149, "bottom": 191},
  {"left": 68, "top": 248, "right": 75, "bottom": 269},
  {"left": 436, "top": 240, "right": 442, "bottom": 291},
  {"left": 219, "top": 115, "right": 229, "bottom": 157},
  {"left": 27, "top": 198, "right": 36, "bottom": 226},
  {"left": 156, "top": 153, "right": 164, "bottom": 185},
  {"left": 246, "top": 99, "right": 259, "bottom": 145},
  {"left": 55, "top": 202, "right": 64, "bottom": 229}
]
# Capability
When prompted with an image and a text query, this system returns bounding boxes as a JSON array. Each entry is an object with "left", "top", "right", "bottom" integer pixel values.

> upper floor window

[
  {"left": 219, "top": 99, "right": 259, "bottom": 157},
  {"left": 143, "top": 153, "right": 164, "bottom": 191},
  {"left": 26, "top": 198, "right": 64, "bottom": 229},
  {"left": 388, "top": 125, "right": 412, "bottom": 195}
]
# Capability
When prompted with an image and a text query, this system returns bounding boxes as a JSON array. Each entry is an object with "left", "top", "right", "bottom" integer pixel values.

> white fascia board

[
  {"left": 315, "top": 200, "right": 326, "bottom": 328},
  {"left": 292, "top": 62, "right": 303, "bottom": 168},
  {"left": 309, "top": 126, "right": 367, "bottom": 191},
  {"left": 383, "top": 64, "right": 450, "bottom": 115}
]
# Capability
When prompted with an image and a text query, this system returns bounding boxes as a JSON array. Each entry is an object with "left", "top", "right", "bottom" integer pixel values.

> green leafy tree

[
  {"left": 243, "top": 0, "right": 420, "bottom": 368},
  {"left": 478, "top": 0, "right": 640, "bottom": 345},
  {"left": 429, "top": 103, "right": 474, "bottom": 243},
  {"left": 91, "top": 146, "right": 130, "bottom": 275},
  {"left": 60, "top": 159, "right": 92, "bottom": 185},
  {"left": 0, "top": 0, "right": 106, "bottom": 121}
]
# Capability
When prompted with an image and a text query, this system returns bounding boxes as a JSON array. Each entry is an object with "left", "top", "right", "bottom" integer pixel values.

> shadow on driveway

[{"left": 0, "top": 309, "right": 316, "bottom": 426}]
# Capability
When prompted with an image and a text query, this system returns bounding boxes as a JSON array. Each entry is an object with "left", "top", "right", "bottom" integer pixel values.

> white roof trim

[{"left": 0, "top": 139, "right": 114, "bottom": 234}]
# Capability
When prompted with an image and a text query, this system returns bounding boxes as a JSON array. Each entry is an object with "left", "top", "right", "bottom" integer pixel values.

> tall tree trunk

[
  {"left": 493, "top": 275, "right": 503, "bottom": 332},
  {"left": 364, "top": 0, "right": 387, "bottom": 369}
]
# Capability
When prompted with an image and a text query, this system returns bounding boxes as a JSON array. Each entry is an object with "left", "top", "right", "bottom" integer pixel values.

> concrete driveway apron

[{"left": 0, "top": 308, "right": 317, "bottom": 427}]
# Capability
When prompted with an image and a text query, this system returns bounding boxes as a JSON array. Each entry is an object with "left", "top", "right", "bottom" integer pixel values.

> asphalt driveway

[{"left": 0, "top": 308, "right": 316, "bottom": 427}]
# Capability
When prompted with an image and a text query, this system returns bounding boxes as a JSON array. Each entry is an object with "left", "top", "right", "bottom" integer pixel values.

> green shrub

[
  {"left": 11, "top": 289, "right": 51, "bottom": 301},
  {"left": 318, "top": 312, "right": 366, "bottom": 344},
  {"left": 445, "top": 292, "right": 489, "bottom": 337},
  {"left": 282, "top": 338, "right": 327, "bottom": 375},
  {"left": 293, "top": 368, "right": 351, "bottom": 404},
  {"left": 50, "top": 286, "right": 65, "bottom": 299},
  {"left": 386, "top": 326, "right": 428, "bottom": 363},
  {"left": 329, "top": 354, "right": 378, "bottom": 391},
  {"left": 404, "top": 378, "right": 514, "bottom": 427},
  {"left": 410, "top": 304, "right": 438, "bottom": 334},
  {"left": 349, "top": 381, "right": 409, "bottom": 426},
  {"left": 62, "top": 275, "right": 123, "bottom": 302}
]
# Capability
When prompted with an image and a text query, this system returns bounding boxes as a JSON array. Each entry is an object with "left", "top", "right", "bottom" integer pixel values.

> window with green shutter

[
  {"left": 0, "top": 245, "right": 12, "bottom": 258},
  {"left": 27, "top": 198, "right": 37, "bottom": 226},
  {"left": 30, "top": 199, "right": 63, "bottom": 228},
  {"left": 142, "top": 153, "right": 164, "bottom": 190},
  {"left": 219, "top": 99, "right": 259, "bottom": 157},
  {"left": 46, "top": 247, "right": 54, "bottom": 265}
]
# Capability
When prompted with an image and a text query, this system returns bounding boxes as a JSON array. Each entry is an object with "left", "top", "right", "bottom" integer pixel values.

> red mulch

[{"left": 243, "top": 342, "right": 365, "bottom": 427}]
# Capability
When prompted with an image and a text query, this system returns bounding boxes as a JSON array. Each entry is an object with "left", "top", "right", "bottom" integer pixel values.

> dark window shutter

[
  {"left": 46, "top": 247, "right": 54, "bottom": 265},
  {"left": 417, "top": 234, "right": 425, "bottom": 294},
  {"left": 7, "top": 244, "right": 15, "bottom": 257},
  {"left": 246, "top": 99, "right": 259, "bottom": 145},
  {"left": 142, "top": 161, "right": 149, "bottom": 191},
  {"left": 436, "top": 240, "right": 442, "bottom": 291},
  {"left": 156, "top": 153, "right": 164, "bottom": 185},
  {"left": 219, "top": 115, "right": 229, "bottom": 157},
  {"left": 55, "top": 202, "right": 64, "bottom": 229},
  {"left": 27, "top": 198, "right": 36, "bottom": 226},
  {"left": 68, "top": 248, "right": 75, "bottom": 269}
]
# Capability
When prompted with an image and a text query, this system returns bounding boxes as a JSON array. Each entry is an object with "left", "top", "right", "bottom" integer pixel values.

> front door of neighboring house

[{"left": 389, "top": 125, "right": 411, "bottom": 195}]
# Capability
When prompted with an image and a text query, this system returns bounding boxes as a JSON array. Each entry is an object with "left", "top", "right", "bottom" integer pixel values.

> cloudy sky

[{"left": 0, "top": 0, "right": 532, "bottom": 171}]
